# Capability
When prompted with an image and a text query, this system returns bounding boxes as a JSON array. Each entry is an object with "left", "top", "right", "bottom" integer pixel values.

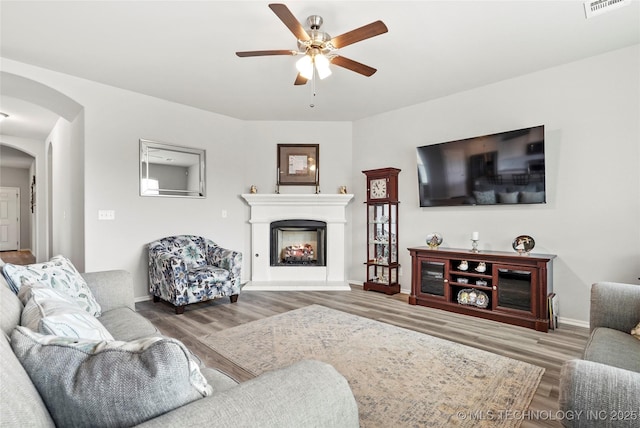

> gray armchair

[{"left": 559, "top": 281, "right": 640, "bottom": 428}]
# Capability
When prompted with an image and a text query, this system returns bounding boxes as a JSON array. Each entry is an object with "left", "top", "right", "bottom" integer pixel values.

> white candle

[{"left": 472, "top": 232, "right": 479, "bottom": 240}]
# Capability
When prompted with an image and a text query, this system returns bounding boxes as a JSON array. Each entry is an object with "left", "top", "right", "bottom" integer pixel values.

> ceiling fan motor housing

[{"left": 297, "top": 15, "right": 333, "bottom": 54}]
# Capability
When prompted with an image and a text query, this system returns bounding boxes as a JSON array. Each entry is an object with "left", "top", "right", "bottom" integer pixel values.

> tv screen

[{"left": 416, "top": 125, "right": 545, "bottom": 207}]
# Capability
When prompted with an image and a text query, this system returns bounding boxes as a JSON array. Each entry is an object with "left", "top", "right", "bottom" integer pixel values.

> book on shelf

[{"left": 547, "top": 292, "right": 558, "bottom": 330}]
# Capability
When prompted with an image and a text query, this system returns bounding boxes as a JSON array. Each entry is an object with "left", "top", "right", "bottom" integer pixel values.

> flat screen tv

[{"left": 416, "top": 125, "right": 545, "bottom": 207}]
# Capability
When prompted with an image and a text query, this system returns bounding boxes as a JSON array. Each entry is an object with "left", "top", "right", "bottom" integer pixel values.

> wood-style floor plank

[
  {"left": 136, "top": 285, "right": 589, "bottom": 428},
  {"left": 0, "top": 250, "right": 36, "bottom": 265}
]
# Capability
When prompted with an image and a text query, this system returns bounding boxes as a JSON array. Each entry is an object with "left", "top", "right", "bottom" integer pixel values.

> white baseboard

[
  {"left": 134, "top": 295, "right": 153, "bottom": 303},
  {"left": 557, "top": 316, "right": 589, "bottom": 329},
  {"left": 243, "top": 280, "right": 351, "bottom": 291}
]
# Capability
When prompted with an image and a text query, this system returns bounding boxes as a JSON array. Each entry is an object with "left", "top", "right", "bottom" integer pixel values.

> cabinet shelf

[
  {"left": 408, "top": 247, "right": 555, "bottom": 332},
  {"left": 450, "top": 282, "right": 492, "bottom": 291},
  {"left": 450, "top": 270, "right": 492, "bottom": 279}
]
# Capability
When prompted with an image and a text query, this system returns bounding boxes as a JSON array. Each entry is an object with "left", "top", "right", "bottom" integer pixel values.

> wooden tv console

[{"left": 408, "top": 247, "right": 555, "bottom": 332}]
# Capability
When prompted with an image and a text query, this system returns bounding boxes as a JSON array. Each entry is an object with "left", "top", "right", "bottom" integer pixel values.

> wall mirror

[{"left": 139, "top": 139, "right": 206, "bottom": 198}]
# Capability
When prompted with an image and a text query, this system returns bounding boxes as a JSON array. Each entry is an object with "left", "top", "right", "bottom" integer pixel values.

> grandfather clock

[{"left": 363, "top": 167, "right": 400, "bottom": 294}]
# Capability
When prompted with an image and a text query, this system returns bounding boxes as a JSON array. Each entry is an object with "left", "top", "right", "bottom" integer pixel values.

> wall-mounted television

[{"left": 416, "top": 125, "right": 545, "bottom": 207}]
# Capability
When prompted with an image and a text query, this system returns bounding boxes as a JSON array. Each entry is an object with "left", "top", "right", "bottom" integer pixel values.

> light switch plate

[{"left": 98, "top": 210, "right": 115, "bottom": 220}]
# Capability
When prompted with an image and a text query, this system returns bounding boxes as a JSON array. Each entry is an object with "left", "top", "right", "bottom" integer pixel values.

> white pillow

[
  {"left": 19, "top": 284, "right": 113, "bottom": 341},
  {"left": 3, "top": 255, "right": 101, "bottom": 316}
]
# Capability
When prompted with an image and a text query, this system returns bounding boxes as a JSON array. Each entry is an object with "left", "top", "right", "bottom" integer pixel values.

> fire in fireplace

[{"left": 270, "top": 220, "right": 327, "bottom": 266}]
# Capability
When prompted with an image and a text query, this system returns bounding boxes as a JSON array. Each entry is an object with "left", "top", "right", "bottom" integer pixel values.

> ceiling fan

[{"left": 235, "top": 3, "right": 388, "bottom": 85}]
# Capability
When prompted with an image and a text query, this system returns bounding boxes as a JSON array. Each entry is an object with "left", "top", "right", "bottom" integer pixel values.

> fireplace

[
  {"left": 241, "top": 193, "right": 353, "bottom": 290},
  {"left": 270, "top": 220, "right": 326, "bottom": 266}
]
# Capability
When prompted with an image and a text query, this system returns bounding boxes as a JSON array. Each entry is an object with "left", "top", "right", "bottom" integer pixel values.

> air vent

[{"left": 584, "top": 0, "right": 630, "bottom": 18}]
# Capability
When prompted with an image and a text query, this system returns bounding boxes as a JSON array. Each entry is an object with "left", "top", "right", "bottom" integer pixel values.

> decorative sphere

[{"left": 426, "top": 232, "right": 443, "bottom": 249}]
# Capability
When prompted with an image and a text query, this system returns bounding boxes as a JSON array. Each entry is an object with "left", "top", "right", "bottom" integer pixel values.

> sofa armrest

[
  {"left": 559, "top": 359, "right": 640, "bottom": 428},
  {"left": 81, "top": 270, "right": 135, "bottom": 312},
  {"left": 590, "top": 282, "right": 640, "bottom": 333},
  {"left": 136, "top": 360, "right": 359, "bottom": 428}
]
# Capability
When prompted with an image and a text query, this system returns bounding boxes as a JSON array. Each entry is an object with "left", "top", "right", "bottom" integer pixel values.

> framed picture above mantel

[{"left": 277, "top": 144, "right": 319, "bottom": 186}]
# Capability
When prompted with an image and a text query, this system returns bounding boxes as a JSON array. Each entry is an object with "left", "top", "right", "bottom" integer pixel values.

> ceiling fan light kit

[{"left": 236, "top": 3, "right": 388, "bottom": 85}]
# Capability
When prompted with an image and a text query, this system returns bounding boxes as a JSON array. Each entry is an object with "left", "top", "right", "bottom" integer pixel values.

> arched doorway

[{"left": 0, "top": 71, "right": 83, "bottom": 263}]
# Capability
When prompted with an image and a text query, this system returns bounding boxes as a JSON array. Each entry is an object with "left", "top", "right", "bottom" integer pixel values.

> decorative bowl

[{"left": 426, "top": 232, "right": 443, "bottom": 249}]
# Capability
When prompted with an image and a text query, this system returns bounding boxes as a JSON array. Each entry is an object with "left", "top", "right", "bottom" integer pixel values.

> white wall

[
  {"left": 80, "top": 83, "right": 246, "bottom": 299},
  {"left": 47, "top": 115, "right": 85, "bottom": 269},
  {"left": 351, "top": 45, "right": 640, "bottom": 323}
]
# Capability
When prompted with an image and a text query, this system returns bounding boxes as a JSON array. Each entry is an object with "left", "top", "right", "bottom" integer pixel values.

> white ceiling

[{"left": 0, "top": 0, "right": 639, "bottom": 146}]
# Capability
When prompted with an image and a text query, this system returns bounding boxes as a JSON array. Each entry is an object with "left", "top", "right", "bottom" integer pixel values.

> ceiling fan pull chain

[{"left": 310, "top": 67, "right": 317, "bottom": 108}]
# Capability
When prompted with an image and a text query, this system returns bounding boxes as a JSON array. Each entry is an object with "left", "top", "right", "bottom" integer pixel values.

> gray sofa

[
  {"left": 559, "top": 281, "right": 640, "bottom": 428},
  {"left": 1, "top": 269, "right": 359, "bottom": 427}
]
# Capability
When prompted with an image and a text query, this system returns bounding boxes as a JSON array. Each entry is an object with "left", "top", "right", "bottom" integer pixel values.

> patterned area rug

[{"left": 200, "top": 305, "right": 544, "bottom": 428}]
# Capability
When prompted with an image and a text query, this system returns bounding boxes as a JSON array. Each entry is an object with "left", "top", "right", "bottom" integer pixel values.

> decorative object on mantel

[
  {"left": 425, "top": 232, "right": 443, "bottom": 249},
  {"left": 513, "top": 235, "right": 535, "bottom": 255},
  {"left": 277, "top": 144, "right": 319, "bottom": 188},
  {"left": 470, "top": 231, "right": 479, "bottom": 253},
  {"left": 339, "top": 185, "right": 347, "bottom": 194},
  {"left": 249, "top": 185, "right": 257, "bottom": 194}
]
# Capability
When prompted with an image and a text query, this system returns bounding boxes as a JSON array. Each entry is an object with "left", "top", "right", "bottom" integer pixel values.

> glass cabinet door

[
  {"left": 495, "top": 265, "right": 537, "bottom": 315},
  {"left": 367, "top": 203, "right": 397, "bottom": 266},
  {"left": 419, "top": 260, "right": 447, "bottom": 298}
]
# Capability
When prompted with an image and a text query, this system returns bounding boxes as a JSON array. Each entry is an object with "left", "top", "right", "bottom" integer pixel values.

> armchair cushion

[
  {"left": 189, "top": 266, "right": 230, "bottom": 283},
  {"left": 11, "top": 327, "right": 213, "bottom": 428}
]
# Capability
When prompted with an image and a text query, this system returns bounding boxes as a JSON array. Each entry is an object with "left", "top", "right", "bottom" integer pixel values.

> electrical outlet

[
  {"left": 98, "top": 210, "right": 115, "bottom": 220},
  {"left": 221, "top": 210, "right": 228, "bottom": 218}
]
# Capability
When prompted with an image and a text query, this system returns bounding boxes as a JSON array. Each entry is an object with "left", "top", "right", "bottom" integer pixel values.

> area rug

[{"left": 200, "top": 305, "right": 544, "bottom": 428}]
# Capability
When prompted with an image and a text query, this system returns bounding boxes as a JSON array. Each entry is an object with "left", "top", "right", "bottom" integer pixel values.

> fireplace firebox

[{"left": 270, "top": 220, "right": 327, "bottom": 266}]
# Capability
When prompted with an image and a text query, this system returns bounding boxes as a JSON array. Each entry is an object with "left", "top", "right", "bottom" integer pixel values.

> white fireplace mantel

[{"left": 241, "top": 193, "right": 354, "bottom": 290}]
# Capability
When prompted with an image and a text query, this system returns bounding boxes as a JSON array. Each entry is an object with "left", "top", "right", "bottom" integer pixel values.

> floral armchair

[{"left": 148, "top": 235, "right": 242, "bottom": 314}]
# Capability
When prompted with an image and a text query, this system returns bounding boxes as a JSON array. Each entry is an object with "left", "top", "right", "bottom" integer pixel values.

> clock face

[{"left": 370, "top": 178, "right": 387, "bottom": 199}]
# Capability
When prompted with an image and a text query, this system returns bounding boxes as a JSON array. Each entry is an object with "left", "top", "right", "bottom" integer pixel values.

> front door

[{"left": 0, "top": 187, "right": 20, "bottom": 251}]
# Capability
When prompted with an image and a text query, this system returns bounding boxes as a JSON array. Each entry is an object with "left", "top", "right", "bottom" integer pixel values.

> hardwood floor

[
  {"left": 0, "top": 250, "right": 36, "bottom": 265},
  {"left": 136, "top": 285, "right": 589, "bottom": 428}
]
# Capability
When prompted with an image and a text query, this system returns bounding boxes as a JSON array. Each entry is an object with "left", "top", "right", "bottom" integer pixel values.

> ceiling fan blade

[
  {"left": 236, "top": 50, "right": 296, "bottom": 57},
  {"left": 294, "top": 73, "right": 308, "bottom": 85},
  {"left": 331, "top": 56, "right": 377, "bottom": 77},
  {"left": 269, "top": 3, "right": 310, "bottom": 41},
  {"left": 331, "top": 20, "right": 388, "bottom": 49}
]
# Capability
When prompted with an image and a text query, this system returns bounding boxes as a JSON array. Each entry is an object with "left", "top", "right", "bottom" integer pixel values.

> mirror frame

[{"left": 139, "top": 139, "right": 206, "bottom": 198}]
